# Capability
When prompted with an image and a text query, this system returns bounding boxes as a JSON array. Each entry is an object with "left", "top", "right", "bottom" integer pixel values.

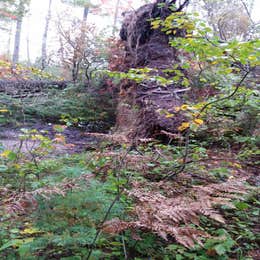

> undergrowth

[
  {"left": 0, "top": 146, "right": 259, "bottom": 259},
  {"left": 0, "top": 82, "right": 116, "bottom": 131}
]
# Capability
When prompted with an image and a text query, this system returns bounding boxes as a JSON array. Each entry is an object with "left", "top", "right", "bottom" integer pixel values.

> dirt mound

[{"left": 113, "top": 0, "right": 190, "bottom": 140}]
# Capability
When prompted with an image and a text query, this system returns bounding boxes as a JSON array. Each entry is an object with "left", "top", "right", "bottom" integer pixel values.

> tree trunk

[
  {"left": 25, "top": 15, "right": 31, "bottom": 65},
  {"left": 112, "top": 0, "right": 120, "bottom": 36},
  {"left": 7, "top": 26, "right": 12, "bottom": 57},
  {"left": 41, "top": 0, "right": 52, "bottom": 70},
  {"left": 12, "top": 0, "right": 28, "bottom": 67},
  {"left": 83, "top": 5, "right": 89, "bottom": 21},
  {"left": 26, "top": 34, "right": 31, "bottom": 65},
  {"left": 12, "top": 17, "right": 22, "bottom": 66}
]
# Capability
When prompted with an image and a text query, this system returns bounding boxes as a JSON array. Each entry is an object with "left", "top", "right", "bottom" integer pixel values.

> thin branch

[
  {"left": 198, "top": 70, "right": 250, "bottom": 115},
  {"left": 86, "top": 192, "right": 122, "bottom": 260},
  {"left": 86, "top": 148, "right": 133, "bottom": 259},
  {"left": 205, "top": 37, "right": 250, "bottom": 73},
  {"left": 239, "top": 0, "right": 255, "bottom": 25},
  {"left": 163, "top": 129, "right": 190, "bottom": 180},
  {"left": 122, "top": 234, "right": 128, "bottom": 259},
  {"left": 176, "top": 0, "right": 190, "bottom": 12},
  {"left": 161, "top": 68, "right": 251, "bottom": 181}
]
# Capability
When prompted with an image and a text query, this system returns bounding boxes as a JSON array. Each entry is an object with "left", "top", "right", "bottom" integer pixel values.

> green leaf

[
  {"left": 7, "top": 151, "right": 17, "bottom": 161},
  {"left": 234, "top": 201, "right": 249, "bottom": 210},
  {"left": 176, "top": 254, "right": 184, "bottom": 260},
  {"left": 214, "top": 244, "right": 226, "bottom": 255},
  {"left": 0, "top": 238, "right": 33, "bottom": 251},
  {"left": 0, "top": 165, "right": 8, "bottom": 172}
]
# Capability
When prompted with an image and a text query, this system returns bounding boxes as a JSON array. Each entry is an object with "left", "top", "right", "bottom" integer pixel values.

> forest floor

[
  {"left": 0, "top": 123, "right": 98, "bottom": 155},
  {"left": 0, "top": 121, "right": 259, "bottom": 259}
]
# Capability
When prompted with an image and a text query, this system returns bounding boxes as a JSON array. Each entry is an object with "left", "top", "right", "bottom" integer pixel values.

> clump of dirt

[
  {"left": 120, "top": 1, "right": 186, "bottom": 69},
  {"left": 113, "top": 0, "right": 190, "bottom": 140}
]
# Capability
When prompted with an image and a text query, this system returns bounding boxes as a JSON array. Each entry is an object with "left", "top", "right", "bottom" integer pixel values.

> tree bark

[
  {"left": 41, "top": 0, "right": 52, "bottom": 70},
  {"left": 7, "top": 25, "right": 12, "bottom": 57},
  {"left": 12, "top": 17, "right": 22, "bottom": 66},
  {"left": 112, "top": 0, "right": 120, "bottom": 36},
  {"left": 12, "top": 0, "right": 28, "bottom": 67},
  {"left": 83, "top": 5, "right": 89, "bottom": 21},
  {"left": 26, "top": 34, "right": 31, "bottom": 65}
]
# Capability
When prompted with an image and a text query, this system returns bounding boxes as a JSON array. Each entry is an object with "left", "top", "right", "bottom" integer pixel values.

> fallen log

[{"left": 0, "top": 80, "right": 70, "bottom": 97}]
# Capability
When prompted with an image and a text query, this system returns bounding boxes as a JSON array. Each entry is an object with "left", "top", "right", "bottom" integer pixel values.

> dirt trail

[{"left": 0, "top": 123, "right": 98, "bottom": 155}]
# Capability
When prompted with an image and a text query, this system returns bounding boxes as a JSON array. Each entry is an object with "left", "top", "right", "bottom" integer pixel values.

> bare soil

[{"left": 0, "top": 123, "right": 98, "bottom": 155}]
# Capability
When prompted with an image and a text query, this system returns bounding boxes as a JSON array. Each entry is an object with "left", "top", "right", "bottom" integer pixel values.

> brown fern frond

[
  {"left": 2, "top": 186, "right": 65, "bottom": 215},
  {"left": 0, "top": 174, "right": 94, "bottom": 215},
  {"left": 85, "top": 133, "right": 130, "bottom": 144},
  {"left": 102, "top": 218, "right": 131, "bottom": 234},
  {"left": 104, "top": 178, "right": 255, "bottom": 248}
]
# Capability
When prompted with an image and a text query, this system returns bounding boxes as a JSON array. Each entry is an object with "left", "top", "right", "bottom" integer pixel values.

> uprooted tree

[
  {"left": 110, "top": 0, "right": 258, "bottom": 142},
  {"left": 111, "top": 0, "right": 190, "bottom": 139}
]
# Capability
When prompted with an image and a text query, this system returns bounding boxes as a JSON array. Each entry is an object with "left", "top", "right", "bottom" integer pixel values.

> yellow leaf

[
  {"left": 0, "top": 150, "right": 11, "bottom": 158},
  {"left": 193, "top": 102, "right": 206, "bottom": 109},
  {"left": 13, "top": 164, "right": 21, "bottom": 169},
  {"left": 0, "top": 109, "right": 8, "bottom": 113},
  {"left": 181, "top": 104, "right": 189, "bottom": 110},
  {"left": 193, "top": 118, "right": 204, "bottom": 125},
  {"left": 151, "top": 20, "right": 160, "bottom": 29},
  {"left": 233, "top": 163, "right": 242, "bottom": 169},
  {"left": 20, "top": 227, "right": 41, "bottom": 235},
  {"left": 175, "top": 106, "right": 181, "bottom": 112},
  {"left": 192, "top": 113, "right": 199, "bottom": 117},
  {"left": 248, "top": 56, "right": 256, "bottom": 61},
  {"left": 165, "top": 113, "right": 174, "bottom": 118},
  {"left": 178, "top": 122, "right": 190, "bottom": 131}
]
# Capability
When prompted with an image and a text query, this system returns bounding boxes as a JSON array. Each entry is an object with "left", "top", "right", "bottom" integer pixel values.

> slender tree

[
  {"left": 83, "top": 3, "right": 89, "bottom": 21},
  {"left": 41, "top": 0, "right": 53, "bottom": 70},
  {"left": 12, "top": 0, "right": 30, "bottom": 66},
  {"left": 62, "top": 0, "right": 91, "bottom": 22},
  {"left": 112, "top": 0, "right": 120, "bottom": 36},
  {"left": 0, "top": 0, "right": 17, "bottom": 57},
  {"left": 12, "top": 11, "right": 22, "bottom": 64},
  {"left": 26, "top": 18, "right": 31, "bottom": 65}
]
